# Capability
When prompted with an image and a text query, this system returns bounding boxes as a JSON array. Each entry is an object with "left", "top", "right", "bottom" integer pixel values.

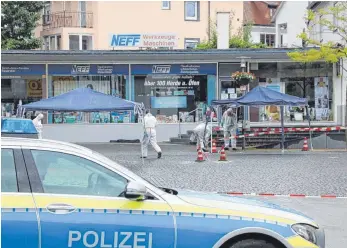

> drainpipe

[{"left": 208, "top": 1, "right": 211, "bottom": 41}]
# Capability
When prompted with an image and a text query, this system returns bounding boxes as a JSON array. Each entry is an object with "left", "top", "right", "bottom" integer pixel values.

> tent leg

[
  {"left": 305, "top": 106, "right": 313, "bottom": 151},
  {"left": 280, "top": 106, "right": 285, "bottom": 154}
]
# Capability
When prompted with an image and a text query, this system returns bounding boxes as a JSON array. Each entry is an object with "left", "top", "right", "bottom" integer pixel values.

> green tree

[
  {"left": 1, "top": 1, "right": 44, "bottom": 50},
  {"left": 196, "top": 19, "right": 267, "bottom": 49},
  {"left": 287, "top": 2, "right": 347, "bottom": 73}
]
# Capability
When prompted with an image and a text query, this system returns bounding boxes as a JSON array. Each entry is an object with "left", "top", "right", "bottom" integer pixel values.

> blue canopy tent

[
  {"left": 212, "top": 86, "right": 309, "bottom": 152},
  {"left": 21, "top": 87, "right": 144, "bottom": 113}
]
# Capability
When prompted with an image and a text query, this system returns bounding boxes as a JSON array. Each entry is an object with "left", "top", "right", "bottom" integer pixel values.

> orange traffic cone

[
  {"left": 211, "top": 139, "right": 218, "bottom": 153},
  {"left": 302, "top": 137, "right": 309, "bottom": 151},
  {"left": 196, "top": 149, "right": 205, "bottom": 162},
  {"left": 219, "top": 146, "right": 227, "bottom": 161}
]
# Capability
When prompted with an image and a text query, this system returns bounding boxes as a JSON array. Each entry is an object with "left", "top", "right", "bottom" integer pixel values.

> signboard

[
  {"left": 131, "top": 64, "right": 217, "bottom": 75},
  {"left": 110, "top": 33, "right": 178, "bottom": 48},
  {"left": 314, "top": 77, "right": 329, "bottom": 120},
  {"left": 48, "top": 64, "right": 129, "bottom": 75},
  {"left": 1, "top": 64, "right": 45, "bottom": 76},
  {"left": 27, "top": 79, "right": 42, "bottom": 98},
  {"left": 151, "top": 96, "right": 187, "bottom": 109}
]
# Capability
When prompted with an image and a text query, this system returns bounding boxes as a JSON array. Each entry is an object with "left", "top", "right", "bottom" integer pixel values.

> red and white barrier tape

[
  {"left": 213, "top": 126, "right": 346, "bottom": 140},
  {"left": 221, "top": 192, "right": 347, "bottom": 199},
  {"left": 251, "top": 126, "right": 346, "bottom": 133}
]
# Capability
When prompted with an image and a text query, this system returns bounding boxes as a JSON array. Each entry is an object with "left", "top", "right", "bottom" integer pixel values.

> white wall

[
  {"left": 42, "top": 123, "right": 198, "bottom": 143},
  {"left": 275, "top": 1, "right": 308, "bottom": 48},
  {"left": 250, "top": 26, "right": 276, "bottom": 44}
]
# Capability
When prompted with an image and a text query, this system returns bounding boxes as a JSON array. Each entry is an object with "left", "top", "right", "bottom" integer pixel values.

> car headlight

[{"left": 292, "top": 224, "right": 318, "bottom": 244}]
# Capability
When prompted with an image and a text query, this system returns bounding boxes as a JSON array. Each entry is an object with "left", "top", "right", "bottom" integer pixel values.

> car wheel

[{"left": 229, "top": 239, "right": 278, "bottom": 248}]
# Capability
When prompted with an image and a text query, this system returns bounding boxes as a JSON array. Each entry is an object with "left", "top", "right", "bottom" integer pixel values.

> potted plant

[{"left": 231, "top": 71, "right": 256, "bottom": 85}]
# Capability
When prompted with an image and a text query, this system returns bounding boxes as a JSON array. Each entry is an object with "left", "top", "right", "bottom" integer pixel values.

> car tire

[{"left": 229, "top": 239, "right": 278, "bottom": 248}]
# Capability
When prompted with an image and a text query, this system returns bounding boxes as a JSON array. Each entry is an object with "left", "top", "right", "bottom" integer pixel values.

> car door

[
  {"left": 22, "top": 148, "right": 175, "bottom": 248},
  {"left": 1, "top": 147, "right": 39, "bottom": 248}
]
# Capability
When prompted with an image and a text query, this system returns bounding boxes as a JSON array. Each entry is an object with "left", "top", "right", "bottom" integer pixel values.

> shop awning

[
  {"left": 21, "top": 88, "right": 144, "bottom": 113},
  {"left": 212, "top": 86, "right": 308, "bottom": 106}
]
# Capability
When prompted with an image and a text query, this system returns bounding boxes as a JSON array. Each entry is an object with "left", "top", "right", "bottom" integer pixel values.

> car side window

[
  {"left": 1, "top": 149, "right": 18, "bottom": 193},
  {"left": 30, "top": 150, "right": 128, "bottom": 197}
]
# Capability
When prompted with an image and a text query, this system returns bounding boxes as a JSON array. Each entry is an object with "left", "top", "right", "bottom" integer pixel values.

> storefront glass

[
  {"left": 249, "top": 62, "right": 334, "bottom": 123},
  {"left": 47, "top": 64, "right": 129, "bottom": 124},
  {"left": 1, "top": 64, "right": 46, "bottom": 119},
  {"left": 132, "top": 64, "right": 217, "bottom": 123}
]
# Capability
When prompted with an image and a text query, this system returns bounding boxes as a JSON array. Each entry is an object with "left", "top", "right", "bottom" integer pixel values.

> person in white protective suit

[
  {"left": 221, "top": 108, "right": 237, "bottom": 150},
  {"left": 32, "top": 113, "right": 44, "bottom": 139},
  {"left": 141, "top": 110, "right": 162, "bottom": 159},
  {"left": 191, "top": 122, "right": 212, "bottom": 152}
]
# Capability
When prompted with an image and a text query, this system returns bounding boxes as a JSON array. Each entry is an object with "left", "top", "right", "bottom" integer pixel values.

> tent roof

[
  {"left": 22, "top": 88, "right": 143, "bottom": 112},
  {"left": 212, "top": 86, "right": 308, "bottom": 106}
]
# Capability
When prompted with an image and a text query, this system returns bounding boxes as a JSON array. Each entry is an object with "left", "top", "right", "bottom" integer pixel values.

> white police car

[{"left": 1, "top": 137, "right": 325, "bottom": 248}]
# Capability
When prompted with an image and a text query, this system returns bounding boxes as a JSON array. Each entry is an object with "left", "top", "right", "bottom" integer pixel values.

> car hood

[{"left": 174, "top": 189, "right": 317, "bottom": 227}]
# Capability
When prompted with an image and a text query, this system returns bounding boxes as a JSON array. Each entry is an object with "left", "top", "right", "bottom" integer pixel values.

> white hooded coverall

[
  {"left": 142, "top": 113, "right": 162, "bottom": 157},
  {"left": 192, "top": 123, "right": 212, "bottom": 150},
  {"left": 221, "top": 108, "right": 237, "bottom": 148},
  {"left": 32, "top": 113, "right": 44, "bottom": 139}
]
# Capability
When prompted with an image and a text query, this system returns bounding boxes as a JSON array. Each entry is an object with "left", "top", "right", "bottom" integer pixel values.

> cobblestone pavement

[
  {"left": 81, "top": 143, "right": 347, "bottom": 196},
  {"left": 80, "top": 143, "right": 347, "bottom": 248}
]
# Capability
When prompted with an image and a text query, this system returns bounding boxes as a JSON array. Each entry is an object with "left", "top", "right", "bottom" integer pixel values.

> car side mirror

[{"left": 124, "top": 181, "right": 147, "bottom": 201}]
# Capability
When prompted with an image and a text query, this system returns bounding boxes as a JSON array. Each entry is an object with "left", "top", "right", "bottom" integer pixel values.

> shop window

[
  {"left": 185, "top": 38, "right": 200, "bottom": 49},
  {"left": 162, "top": 1, "right": 170, "bottom": 10},
  {"left": 260, "top": 34, "right": 275, "bottom": 47},
  {"left": 49, "top": 75, "right": 126, "bottom": 124},
  {"left": 185, "top": 1, "right": 199, "bottom": 21},
  {"left": 248, "top": 62, "right": 334, "bottom": 123},
  {"left": 69, "top": 35, "right": 80, "bottom": 50},
  {"left": 1, "top": 76, "right": 43, "bottom": 118},
  {"left": 134, "top": 74, "right": 207, "bottom": 123}
]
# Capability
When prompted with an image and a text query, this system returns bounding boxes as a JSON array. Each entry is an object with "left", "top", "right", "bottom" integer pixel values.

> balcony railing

[{"left": 42, "top": 11, "right": 93, "bottom": 30}]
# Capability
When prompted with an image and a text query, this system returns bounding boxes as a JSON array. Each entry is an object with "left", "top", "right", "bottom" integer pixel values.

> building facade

[
  {"left": 244, "top": 1, "right": 279, "bottom": 47},
  {"left": 272, "top": 1, "right": 309, "bottom": 48},
  {"left": 2, "top": 49, "right": 346, "bottom": 142},
  {"left": 35, "top": 1, "right": 244, "bottom": 50}
]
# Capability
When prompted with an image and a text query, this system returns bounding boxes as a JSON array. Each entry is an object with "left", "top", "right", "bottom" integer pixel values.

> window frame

[
  {"left": 260, "top": 33, "right": 275, "bottom": 47},
  {"left": 1, "top": 148, "right": 31, "bottom": 193},
  {"left": 184, "top": 1, "right": 199, "bottom": 21},
  {"left": 184, "top": 38, "right": 200, "bottom": 49},
  {"left": 162, "top": 1, "right": 170, "bottom": 10},
  {"left": 22, "top": 148, "right": 161, "bottom": 200}
]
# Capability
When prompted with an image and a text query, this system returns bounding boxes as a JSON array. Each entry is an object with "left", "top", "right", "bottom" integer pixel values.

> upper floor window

[
  {"left": 162, "top": 1, "right": 170, "bottom": 10},
  {"left": 185, "top": 38, "right": 200, "bottom": 49},
  {"left": 43, "top": 1, "right": 51, "bottom": 25},
  {"left": 260, "top": 33, "right": 275, "bottom": 47},
  {"left": 185, "top": 1, "right": 199, "bottom": 21}
]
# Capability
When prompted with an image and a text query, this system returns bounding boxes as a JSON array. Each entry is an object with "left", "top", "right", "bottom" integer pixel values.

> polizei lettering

[{"left": 68, "top": 231, "right": 153, "bottom": 248}]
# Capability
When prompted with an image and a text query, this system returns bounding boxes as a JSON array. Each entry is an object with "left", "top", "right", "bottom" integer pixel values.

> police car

[{"left": 2, "top": 137, "right": 325, "bottom": 248}]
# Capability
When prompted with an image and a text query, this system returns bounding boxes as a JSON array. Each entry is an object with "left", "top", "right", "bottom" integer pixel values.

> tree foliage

[
  {"left": 196, "top": 18, "right": 268, "bottom": 49},
  {"left": 1, "top": 1, "right": 44, "bottom": 50},
  {"left": 287, "top": 2, "right": 347, "bottom": 71}
]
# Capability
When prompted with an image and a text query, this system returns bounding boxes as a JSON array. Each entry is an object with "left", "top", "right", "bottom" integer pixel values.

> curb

[{"left": 220, "top": 192, "right": 347, "bottom": 199}]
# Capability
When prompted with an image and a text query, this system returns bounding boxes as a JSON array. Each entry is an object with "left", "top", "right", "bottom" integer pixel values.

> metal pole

[
  {"left": 305, "top": 105, "right": 313, "bottom": 150},
  {"left": 178, "top": 111, "right": 181, "bottom": 138},
  {"left": 280, "top": 106, "right": 285, "bottom": 153},
  {"left": 210, "top": 107, "right": 213, "bottom": 153}
]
